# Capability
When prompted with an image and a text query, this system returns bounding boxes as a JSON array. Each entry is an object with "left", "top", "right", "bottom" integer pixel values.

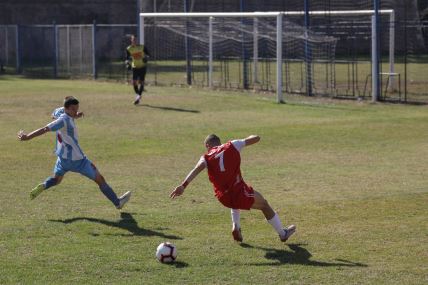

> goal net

[{"left": 140, "top": 11, "right": 395, "bottom": 102}]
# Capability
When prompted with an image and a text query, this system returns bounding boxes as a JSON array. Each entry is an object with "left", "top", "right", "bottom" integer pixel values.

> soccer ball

[{"left": 156, "top": 242, "right": 177, "bottom": 263}]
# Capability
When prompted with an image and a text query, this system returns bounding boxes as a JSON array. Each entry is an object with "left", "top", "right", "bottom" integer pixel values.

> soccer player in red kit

[{"left": 170, "top": 134, "right": 296, "bottom": 243}]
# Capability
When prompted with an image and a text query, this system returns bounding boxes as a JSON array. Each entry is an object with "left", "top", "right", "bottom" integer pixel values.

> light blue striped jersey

[
  {"left": 52, "top": 107, "right": 65, "bottom": 119},
  {"left": 51, "top": 107, "right": 65, "bottom": 155},
  {"left": 47, "top": 111, "right": 85, "bottom": 161}
]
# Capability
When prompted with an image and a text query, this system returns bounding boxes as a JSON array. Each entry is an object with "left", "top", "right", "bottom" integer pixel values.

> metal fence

[
  {"left": 0, "top": 23, "right": 136, "bottom": 80},
  {"left": 0, "top": 19, "right": 427, "bottom": 104}
]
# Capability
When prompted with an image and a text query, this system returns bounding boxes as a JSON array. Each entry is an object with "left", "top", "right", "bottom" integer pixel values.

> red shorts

[{"left": 216, "top": 182, "right": 255, "bottom": 210}]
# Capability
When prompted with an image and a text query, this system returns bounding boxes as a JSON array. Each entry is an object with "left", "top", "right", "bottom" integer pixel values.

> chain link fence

[
  {"left": 0, "top": 25, "right": 18, "bottom": 73},
  {"left": 0, "top": 13, "right": 426, "bottom": 103},
  {"left": 0, "top": 23, "right": 137, "bottom": 80}
]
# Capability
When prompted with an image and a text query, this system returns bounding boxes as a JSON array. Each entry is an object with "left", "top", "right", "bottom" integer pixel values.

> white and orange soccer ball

[{"left": 156, "top": 242, "right": 177, "bottom": 263}]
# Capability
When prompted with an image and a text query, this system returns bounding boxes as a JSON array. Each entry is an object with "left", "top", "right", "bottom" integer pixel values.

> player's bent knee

[
  {"left": 45, "top": 176, "right": 62, "bottom": 189},
  {"left": 262, "top": 198, "right": 269, "bottom": 208},
  {"left": 252, "top": 191, "right": 267, "bottom": 207},
  {"left": 251, "top": 199, "right": 268, "bottom": 211},
  {"left": 260, "top": 199, "right": 270, "bottom": 211},
  {"left": 94, "top": 172, "right": 106, "bottom": 185},
  {"left": 54, "top": 176, "right": 63, "bottom": 185}
]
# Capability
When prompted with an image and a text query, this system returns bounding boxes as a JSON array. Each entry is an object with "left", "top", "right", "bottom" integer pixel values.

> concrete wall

[
  {"left": 0, "top": 0, "right": 137, "bottom": 24},
  {"left": 0, "top": 0, "right": 425, "bottom": 52}
]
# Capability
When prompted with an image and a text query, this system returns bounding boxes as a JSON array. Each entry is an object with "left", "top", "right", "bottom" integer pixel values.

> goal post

[{"left": 139, "top": 10, "right": 395, "bottom": 103}]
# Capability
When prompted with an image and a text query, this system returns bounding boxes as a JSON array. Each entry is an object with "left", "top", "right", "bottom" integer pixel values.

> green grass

[{"left": 0, "top": 76, "right": 427, "bottom": 284}]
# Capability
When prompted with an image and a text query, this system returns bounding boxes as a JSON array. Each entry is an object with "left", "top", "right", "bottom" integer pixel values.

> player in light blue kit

[{"left": 18, "top": 96, "right": 131, "bottom": 209}]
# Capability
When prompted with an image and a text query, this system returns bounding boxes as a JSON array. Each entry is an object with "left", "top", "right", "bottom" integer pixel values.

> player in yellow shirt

[{"left": 126, "top": 35, "right": 150, "bottom": 105}]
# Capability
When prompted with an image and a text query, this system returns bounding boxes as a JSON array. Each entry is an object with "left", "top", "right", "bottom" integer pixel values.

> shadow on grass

[
  {"left": 286, "top": 101, "right": 368, "bottom": 112},
  {"left": 240, "top": 243, "right": 367, "bottom": 267},
  {"left": 138, "top": 103, "right": 200, "bottom": 113},
  {"left": 49, "top": 212, "right": 182, "bottom": 240},
  {"left": 160, "top": 260, "right": 189, "bottom": 268}
]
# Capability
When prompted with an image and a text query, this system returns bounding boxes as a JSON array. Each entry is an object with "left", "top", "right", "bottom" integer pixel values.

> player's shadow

[
  {"left": 240, "top": 243, "right": 367, "bottom": 267},
  {"left": 49, "top": 212, "right": 182, "bottom": 240},
  {"left": 139, "top": 103, "right": 200, "bottom": 113}
]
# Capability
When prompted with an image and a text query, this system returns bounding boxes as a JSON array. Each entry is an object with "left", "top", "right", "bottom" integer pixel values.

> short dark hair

[
  {"left": 204, "top": 134, "right": 221, "bottom": 146},
  {"left": 64, "top": 96, "right": 79, "bottom": 108}
]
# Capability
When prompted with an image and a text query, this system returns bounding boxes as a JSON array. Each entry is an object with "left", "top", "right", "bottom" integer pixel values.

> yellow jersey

[{"left": 126, "top": 45, "right": 146, "bottom": 69}]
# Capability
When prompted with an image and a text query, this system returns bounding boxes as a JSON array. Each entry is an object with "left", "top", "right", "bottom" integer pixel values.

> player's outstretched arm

[
  {"left": 18, "top": 127, "right": 49, "bottom": 141},
  {"left": 243, "top": 135, "right": 260, "bottom": 146},
  {"left": 170, "top": 160, "right": 206, "bottom": 199}
]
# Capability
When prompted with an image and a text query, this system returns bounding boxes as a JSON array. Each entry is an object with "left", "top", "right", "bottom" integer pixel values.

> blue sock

[
  {"left": 43, "top": 177, "right": 57, "bottom": 190},
  {"left": 99, "top": 183, "right": 119, "bottom": 206}
]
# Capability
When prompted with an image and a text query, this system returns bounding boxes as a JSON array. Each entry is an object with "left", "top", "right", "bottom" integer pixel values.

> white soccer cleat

[
  {"left": 280, "top": 224, "right": 296, "bottom": 242},
  {"left": 134, "top": 95, "right": 141, "bottom": 105},
  {"left": 116, "top": 191, "right": 132, "bottom": 209}
]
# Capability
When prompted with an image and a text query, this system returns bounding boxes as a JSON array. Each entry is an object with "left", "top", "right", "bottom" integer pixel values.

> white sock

[
  {"left": 231, "top": 209, "right": 241, "bottom": 230},
  {"left": 135, "top": 95, "right": 141, "bottom": 101},
  {"left": 267, "top": 213, "right": 286, "bottom": 237}
]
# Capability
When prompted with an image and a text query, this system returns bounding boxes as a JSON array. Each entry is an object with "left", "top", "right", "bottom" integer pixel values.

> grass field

[{"left": 0, "top": 76, "right": 427, "bottom": 284}]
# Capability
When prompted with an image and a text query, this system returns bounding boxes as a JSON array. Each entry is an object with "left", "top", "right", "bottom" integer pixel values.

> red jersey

[{"left": 203, "top": 141, "right": 244, "bottom": 198}]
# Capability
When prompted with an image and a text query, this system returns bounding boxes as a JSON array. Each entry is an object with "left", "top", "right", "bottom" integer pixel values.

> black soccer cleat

[{"left": 232, "top": 227, "right": 243, "bottom": 242}]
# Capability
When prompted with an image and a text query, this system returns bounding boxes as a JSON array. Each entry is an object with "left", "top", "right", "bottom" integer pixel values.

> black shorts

[{"left": 132, "top": 67, "right": 147, "bottom": 81}]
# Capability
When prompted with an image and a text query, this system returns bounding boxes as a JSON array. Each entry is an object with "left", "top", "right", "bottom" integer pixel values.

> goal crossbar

[{"left": 139, "top": 10, "right": 394, "bottom": 18}]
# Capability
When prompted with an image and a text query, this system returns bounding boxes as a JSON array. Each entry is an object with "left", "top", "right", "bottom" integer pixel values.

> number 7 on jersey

[{"left": 215, "top": 150, "right": 225, "bottom": 172}]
